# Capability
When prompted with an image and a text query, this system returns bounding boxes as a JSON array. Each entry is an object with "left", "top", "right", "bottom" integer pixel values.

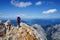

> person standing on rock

[{"left": 17, "top": 17, "right": 21, "bottom": 27}]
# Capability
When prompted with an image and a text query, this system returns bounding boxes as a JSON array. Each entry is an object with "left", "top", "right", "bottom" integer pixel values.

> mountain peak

[{"left": 0, "top": 21, "right": 47, "bottom": 40}]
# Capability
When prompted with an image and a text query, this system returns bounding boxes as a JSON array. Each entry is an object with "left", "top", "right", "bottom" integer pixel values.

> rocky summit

[{"left": 0, "top": 21, "right": 47, "bottom": 40}]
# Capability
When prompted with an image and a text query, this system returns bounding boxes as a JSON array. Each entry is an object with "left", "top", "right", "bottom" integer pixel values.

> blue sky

[{"left": 0, "top": 0, "right": 60, "bottom": 19}]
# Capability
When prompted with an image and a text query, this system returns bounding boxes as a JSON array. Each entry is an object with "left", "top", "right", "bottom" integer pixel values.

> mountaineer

[{"left": 17, "top": 17, "right": 21, "bottom": 27}]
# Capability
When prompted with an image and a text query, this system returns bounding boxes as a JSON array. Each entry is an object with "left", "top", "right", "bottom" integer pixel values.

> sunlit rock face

[
  {"left": 0, "top": 21, "right": 47, "bottom": 40},
  {"left": 32, "top": 24, "right": 47, "bottom": 40}
]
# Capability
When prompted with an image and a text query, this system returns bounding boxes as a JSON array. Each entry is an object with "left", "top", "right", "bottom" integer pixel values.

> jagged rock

[
  {"left": 46, "top": 24, "right": 60, "bottom": 40},
  {"left": 0, "top": 20, "right": 6, "bottom": 37},
  {"left": 4, "top": 20, "right": 11, "bottom": 26},
  {"left": 51, "top": 24, "right": 60, "bottom": 40}
]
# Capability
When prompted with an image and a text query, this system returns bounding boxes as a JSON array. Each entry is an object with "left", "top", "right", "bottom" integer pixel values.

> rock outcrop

[{"left": 0, "top": 21, "right": 47, "bottom": 40}]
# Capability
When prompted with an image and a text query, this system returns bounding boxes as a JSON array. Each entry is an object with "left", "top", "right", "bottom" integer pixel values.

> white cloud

[
  {"left": 11, "top": 0, "right": 32, "bottom": 8},
  {"left": 36, "top": 1, "right": 42, "bottom": 5},
  {"left": 16, "top": 14, "right": 27, "bottom": 17},
  {"left": 16, "top": 14, "right": 31, "bottom": 18},
  {"left": 0, "top": 15, "right": 7, "bottom": 18},
  {"left": 42, "top": 9, "right": 57, "bottom": 14},
  {"left": 16, "top": 14, "right": 38, "bottom": 18}
]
